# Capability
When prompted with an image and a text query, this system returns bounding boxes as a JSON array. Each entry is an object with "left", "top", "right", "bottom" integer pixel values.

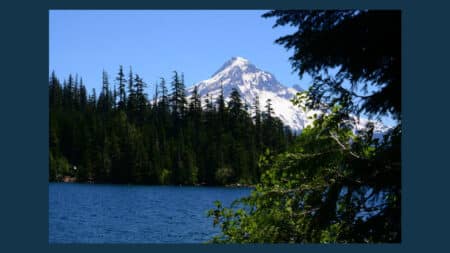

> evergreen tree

[
  {"left": 252, "top": 95, "right": 263, "bottom": 152},
  {"left": 153, "top": 80, "right": 159, "bottom": 107},
  {"left": 127, "top": 67, "right": 136, "bottom": 119},
  {"left": 189, "top": 86, "right": 202, "bottom": 117},
  {"left": 98, "top": 70, "right": 112, "bottom": 114},
  {"left": 159, "top": 77, "right": 169, "bottom": 109},
  {"left": 263, "top": 98, "right": 274, "bottom": 121},
  {"left": 88, "top": 88, "right": 97, "bottom": 110},
  {"left": 134, "top": 74, "right": 147, "bottom": 124},
  {"left": 63, "top": 74, "right": 74, "bottom": 110},
  {"left": 73, "top": 74, "right": 80, "bottom": 110},
  {"left": 216, "top": 83, "right": 226, "bottom": 122},
  {"left": 204, "top": 93, "right": 214, "bottom": 113},
  {"left": 79, "top": 78, "right": 87, "bottom": 111},
  {"left": 112, "top": 83, "right": 117, "bottom": 109},
  {"left": 116, "top": 65, "right": 127, "bottom": 111},
  {"left": 49, "top": 71, "right": 62, "bottom": 108},
  {"left": 228, "top": 88, "right": 243, "bottom": 121},
  {"left": 170, "top": 71, "right": 187, "bottom": 120}
]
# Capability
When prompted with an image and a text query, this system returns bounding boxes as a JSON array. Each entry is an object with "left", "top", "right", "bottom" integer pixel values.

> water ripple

[{"left": 49, "top": 183, "right": 251, "bottom": 243}]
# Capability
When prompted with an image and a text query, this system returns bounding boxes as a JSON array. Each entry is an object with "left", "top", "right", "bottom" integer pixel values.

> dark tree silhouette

[{"left": 49, "top": 68, "right": 293, "bottom": 186}]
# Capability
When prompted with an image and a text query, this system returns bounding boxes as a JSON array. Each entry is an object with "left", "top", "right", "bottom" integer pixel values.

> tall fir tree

[
  {"left": 116, "top": 65, "right": 127, "bottom": 111},
  {"left": 170, "top": 71, "right": 187, "bottom": 120}
]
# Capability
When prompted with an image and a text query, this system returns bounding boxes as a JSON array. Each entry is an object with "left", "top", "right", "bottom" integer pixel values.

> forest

[
  {"left": 49, "top": 9, "right": 401, "bottom": 243},
  {"left": 49, "top": 68, "right": 294, "bottom": 185}
]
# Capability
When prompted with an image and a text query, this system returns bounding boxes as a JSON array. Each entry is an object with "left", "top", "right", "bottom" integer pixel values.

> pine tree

[
  {"left": 189, "top": 86, "right": 202, "bottom": 116},
  {"left": 88, "top": 88, "right": 97, "bottom": 110},
  {"left": 228, "top": 88, "right": 243, "bottom": 121},
  {"left": 264, "top": 98, "right": 273, "bottom": 121},
  {"left": 170, "top": 71, "right": 187, "bottom": 120},
  {"left": 134, "top": 74, "right": 147, "bottom": 124},
  {"left": 204, "top": 93, "right": 214, "bottom": 113},
  {"left": 116, "top": 65, "right": 127, "bottom": 111},
  {"left": 49, "top": 71, "right": 62, "bottom": 108},
  {"left": 252, "top": 95, "right": 262, "bottom": 152},
  {"left": 79, "top": 78, "right": 87, "bottom": 110},
  {"left": 127, "top": 67, "right": 136, "bottom": 120},
  {"left": 216, "top": 83, "right": 226, "bottom": 122},
  {"left": 153, "top": 80, "right": 159, "bottom": 107},
  {"left": 112, "top": 83, "right": 117, "bottom": 109},
  {"left": 98, "top": 70, "right": 112, "bottom": 114},
  {"left": 63, "top": 74, "right": 74, "bottom": 110},
  {"left": 159, "top": 77, "right": 169, "bottom": 109}
]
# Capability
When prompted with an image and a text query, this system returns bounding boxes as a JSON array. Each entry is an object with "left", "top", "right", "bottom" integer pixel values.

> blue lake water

[{"left": 49, "top": 183, "right": 251, "bottom": 243}]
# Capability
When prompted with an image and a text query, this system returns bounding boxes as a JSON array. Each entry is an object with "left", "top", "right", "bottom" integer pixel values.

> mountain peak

[
  {"left": 212, "top": 56, "right": 256, "bottom": 77},
  {"left": 189, "top": 57, "right": 387, "bottom": 133},
  {"left": 229, "top": 56, "right": 250, "bottom": 65},
  {"left": 190, "top": 57, "right": 309, "bottom": 131}
]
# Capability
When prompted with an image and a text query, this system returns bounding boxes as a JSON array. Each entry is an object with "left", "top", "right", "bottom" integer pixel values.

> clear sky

[
  {"left": 49, "top": 10, "right": 306, "bottom": 94},
  {"left": 49, "top": 10, "right": 395, "bottom": 126}
]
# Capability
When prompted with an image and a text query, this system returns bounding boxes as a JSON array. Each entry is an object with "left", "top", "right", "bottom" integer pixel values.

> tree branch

[{"left": 329, "top": 131, "right": 361, "bottom": 159}]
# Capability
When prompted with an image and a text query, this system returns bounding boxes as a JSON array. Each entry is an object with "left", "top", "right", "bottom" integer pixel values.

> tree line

[{"left": 49, "top": 68, "right": 294, "bottom": 185}]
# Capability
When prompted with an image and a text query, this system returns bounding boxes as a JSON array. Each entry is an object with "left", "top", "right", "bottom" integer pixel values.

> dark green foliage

[
  {"left": 49, "top": 69, "right": 293, "bottom": 186},
  {"left": 170, "top": 71, "right": 187, "bottom": 120},
  {"left": 116, "top": 65, "right": 127, "bottom": 111},
  {"left": 263, "top": 10, "right": 401, "bottom": 120},
  {"left": 209, "top": 10, "right": 401, "bottom": 243},
  {"left": 209, "top": 107, "right": 400, "bottom": 243}
]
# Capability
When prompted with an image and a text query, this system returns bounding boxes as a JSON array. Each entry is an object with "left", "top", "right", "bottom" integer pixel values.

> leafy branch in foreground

[{"left": 208, "top": 105, "right": 400, "bottom": 243}]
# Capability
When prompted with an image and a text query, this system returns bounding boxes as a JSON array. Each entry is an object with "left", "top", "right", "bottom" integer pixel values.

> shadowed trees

[
  {"left": 49, "top": 69, "right": 293, "bottom": 186},
  {"left": 209, "top": 10, "right": 401, "bottom": 243}
]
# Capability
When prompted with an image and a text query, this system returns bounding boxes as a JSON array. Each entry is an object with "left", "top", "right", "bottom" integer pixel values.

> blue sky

[
  {"left": 49, "top": 10, "right": 395, "bottom": 126},
  {"left": 50, "top": 10, "right": 307, "bottom": 93}
]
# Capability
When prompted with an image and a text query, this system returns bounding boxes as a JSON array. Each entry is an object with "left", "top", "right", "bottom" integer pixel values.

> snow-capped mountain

[{"left": 188, "top": 56, "right": 388, "bottom": 133}]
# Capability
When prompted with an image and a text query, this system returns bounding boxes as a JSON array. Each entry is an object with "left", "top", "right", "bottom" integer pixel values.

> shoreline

[{"left": 49, "top": 180, "right": 256, "bottom": 188}]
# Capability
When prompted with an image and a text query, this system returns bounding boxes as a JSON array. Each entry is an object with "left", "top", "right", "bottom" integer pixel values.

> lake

[{"left": 49, "top": 183, "right": 251, "bottom": 243}]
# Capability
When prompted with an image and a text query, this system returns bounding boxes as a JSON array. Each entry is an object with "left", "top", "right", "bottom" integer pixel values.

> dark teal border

[{"left": 3, "top": 0, "right": 448, "bottom": 252}]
